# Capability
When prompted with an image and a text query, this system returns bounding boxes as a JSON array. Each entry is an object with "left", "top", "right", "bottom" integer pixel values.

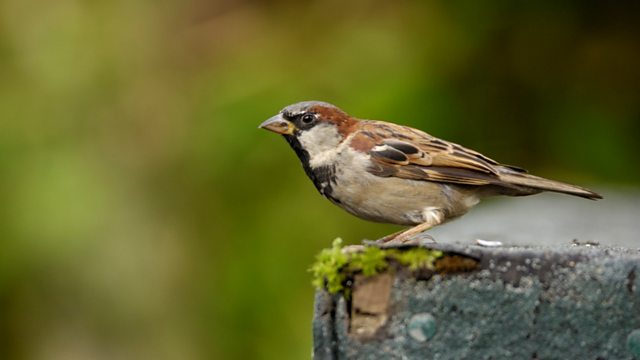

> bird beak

[{"left": 259, "top": 115, "right": 295, "bottom": 135}]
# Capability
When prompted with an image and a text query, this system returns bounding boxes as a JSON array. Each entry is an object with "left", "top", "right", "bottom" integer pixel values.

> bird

[{"left": 259, "top": 101, "right": 602, "bottom": 243}]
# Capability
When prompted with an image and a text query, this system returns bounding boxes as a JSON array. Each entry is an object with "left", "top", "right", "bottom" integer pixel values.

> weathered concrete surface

[
  {"left": 428, "top": 189, "right": 639, "bottom": 248},
  {"left": 313, "top": 189, "right": 640, "bottom": 359}
]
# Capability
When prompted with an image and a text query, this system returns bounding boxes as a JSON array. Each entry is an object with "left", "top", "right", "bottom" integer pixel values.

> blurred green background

[{"left": 0, "top": 0, "right": 638, "bottom": 359}]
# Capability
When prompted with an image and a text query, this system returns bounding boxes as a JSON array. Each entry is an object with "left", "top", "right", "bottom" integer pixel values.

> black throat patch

[{"left": 283, "top": 135, "right": 338, "bottom": 199}]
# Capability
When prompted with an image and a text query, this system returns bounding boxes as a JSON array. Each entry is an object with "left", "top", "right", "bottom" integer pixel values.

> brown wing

[
  {"left": 354, "top": 121, "right": 508, "bottom": 187},
  {"left": 350, "top": 120, "right": 602, "bottom": 199}
]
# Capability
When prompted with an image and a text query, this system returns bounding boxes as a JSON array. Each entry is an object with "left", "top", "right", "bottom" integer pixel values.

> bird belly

[{"left": 327, "top": 169, "right": 479, "bottom": 226}]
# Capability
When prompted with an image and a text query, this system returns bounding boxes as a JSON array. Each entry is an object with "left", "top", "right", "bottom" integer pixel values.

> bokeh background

[{"left": 1, "top": 0, "right": 639, "bottom": 359}]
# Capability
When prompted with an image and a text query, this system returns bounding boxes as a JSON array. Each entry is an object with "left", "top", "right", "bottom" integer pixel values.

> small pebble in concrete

[
  {"left": 628, "top": 329, "right": 640, "bottom": 357},
  {"left": 408, "top": 313, "right": 437, "bottom": 342},
  {"left": 476, "top": 239, "right": 503, "bottom": 247}
]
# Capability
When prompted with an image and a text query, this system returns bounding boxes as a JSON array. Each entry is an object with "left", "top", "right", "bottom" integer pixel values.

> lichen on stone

[
  {"left": 310, "top": 239, "right": 444, "bottom": 294},
  {"left": 348, "top": 246, "right": 388, "bottom": 276},
  {"left": 388, "top": 248, "right": 443, "bottom": 271},
  {"left": 310, "top": 238, "right": 349, "bottom": 293}
]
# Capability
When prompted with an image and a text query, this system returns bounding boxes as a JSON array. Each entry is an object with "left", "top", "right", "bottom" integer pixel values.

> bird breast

[{"left": 309, "top": 144, "right": 480, "bottom": 226}]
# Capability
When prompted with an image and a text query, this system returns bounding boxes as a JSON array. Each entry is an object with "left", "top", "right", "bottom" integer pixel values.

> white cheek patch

[
  {"left": 298, "top": 124, "right": 344, "bottom": 167},
  {"left": 297, "top": 124, "right": 341, "bottom": 156}
]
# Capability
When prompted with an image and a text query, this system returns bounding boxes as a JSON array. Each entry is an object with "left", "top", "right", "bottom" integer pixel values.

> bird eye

[{"left": 301, "top": 113, "right": 315, "bottom": 124}]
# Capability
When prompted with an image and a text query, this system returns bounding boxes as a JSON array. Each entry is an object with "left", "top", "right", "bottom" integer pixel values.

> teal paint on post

[
  {"left": 408, "top": 313, "right": 437, "bottom": 342},
  {"left": 628, "top": 329, "right": 640, "bottom": 357}
]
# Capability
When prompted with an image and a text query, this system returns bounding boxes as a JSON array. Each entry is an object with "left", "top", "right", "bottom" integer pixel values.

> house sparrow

[{"left": 259, "top": 101, "right": 602, "bottom": 243}]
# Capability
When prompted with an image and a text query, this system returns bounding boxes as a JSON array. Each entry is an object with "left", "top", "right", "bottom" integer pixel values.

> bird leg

[
  {"left": 374, "top": 229, "right": 407, "bottom": 243},
  {"left": 389, "top": 222, "right": 437, "bottom": 244},
  {"left": 379, "top": 207, "right": 445, "bottom": 245}
]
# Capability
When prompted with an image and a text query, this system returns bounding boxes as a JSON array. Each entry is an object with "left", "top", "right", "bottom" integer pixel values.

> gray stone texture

[{"left": 313, "top": 189, "right": 640, "bottom": 359}]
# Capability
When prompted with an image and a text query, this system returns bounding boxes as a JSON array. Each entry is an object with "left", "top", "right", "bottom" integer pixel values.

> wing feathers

[
  {"left": 356, "top": 121, "right": 503, "bottom": 185},
  {"left": 370, "top": 145, "right": 409, "bottom": 164},
  {"left": 384, "top": 140, "right": 420, "bottom": 155},
  {"left": 353, "top": 121, "right": 601, "bottom": 200}
]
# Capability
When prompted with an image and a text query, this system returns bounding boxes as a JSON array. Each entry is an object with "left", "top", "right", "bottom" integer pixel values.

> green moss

[
  {"left": 390, "top": 248, "right": 443, "bottom": 271},
  {"left": 310, "top": 240, "right": 444, "bottom": 294},
  {"left": 349, "top": 246, "right": 388, "bottom": 276},
  {"left": 309, "top": 238, "right": 349, "bottom": 293}
]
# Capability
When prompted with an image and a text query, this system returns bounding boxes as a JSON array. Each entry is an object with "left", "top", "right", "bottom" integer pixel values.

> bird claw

[
  {"left": 363, "top": 232, "right": 436, "bottom": 248},
  {"left": 410, "top": 232, "right": 436, "bottom": 243},
  {"left": 362, "top": 239, "right": 381, "bottom": 247},
  {"left": 341, "top": 244, "right": 366, "bottom": 254}
]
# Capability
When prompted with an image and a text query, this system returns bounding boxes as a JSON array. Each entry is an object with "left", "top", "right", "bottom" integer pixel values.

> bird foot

[
  {"left": 341, "top": 244, "right": 366, "bottom": 254},
  {"left": 363, "top": 232, "right": 436, "bottom": 248},
  {"left": 388, "top": 232, "right": 436, "bottom": 246}
]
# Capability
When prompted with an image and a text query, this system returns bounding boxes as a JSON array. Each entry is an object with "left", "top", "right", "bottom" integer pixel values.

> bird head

[{"left": 259, "top": 101, "right": 357, "bottom": 159}]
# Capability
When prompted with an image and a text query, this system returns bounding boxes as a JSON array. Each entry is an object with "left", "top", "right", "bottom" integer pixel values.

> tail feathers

[{"left": 498, "top": 172, "right": 602, "bottom": 200}]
